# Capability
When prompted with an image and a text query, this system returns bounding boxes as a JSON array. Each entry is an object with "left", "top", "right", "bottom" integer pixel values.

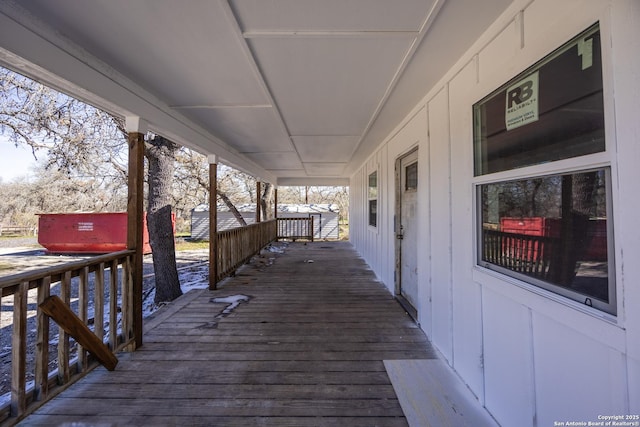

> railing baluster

[
  {"left": 10, "top": 281, "right": 28, "bottom": 417},
  {"left": 78, "top": 266, "right": 89, "bottom": 371},
  {"left": 95, "top": 263, "right": 105, "bottom": 343},
  {"left": 123, "top": 255, "right": 134, "bottom": 343},
  {"left": 58, "top": 271, "right": 71, "bottom": 384},
  {"left": 35, "top": 276, "right": 51, "bottom": 401},
  {"left": 109, "top": 259, "right": 118, "bottom": 350}
]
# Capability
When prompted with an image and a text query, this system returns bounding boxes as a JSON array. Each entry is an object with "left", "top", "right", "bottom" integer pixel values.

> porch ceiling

[{"left": 0, "top": 0, "right": 512, "bottom": 185}]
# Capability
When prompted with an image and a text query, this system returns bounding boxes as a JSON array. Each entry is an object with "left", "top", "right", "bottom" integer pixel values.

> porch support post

[
  {"left": 256, "top": 180, "right": 262, "bottom": 223},
  {"left": 125, "top": 117, "right": 146, "bottom": 350},
  {"left": 208, "top": 155, "right": 218, "bottom": 290},
  {"left": 274, "top": 187, "right": 278, "bottom": 219}
]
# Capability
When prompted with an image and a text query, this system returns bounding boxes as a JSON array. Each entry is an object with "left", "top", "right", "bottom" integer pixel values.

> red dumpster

[{"left": 38, "top": 212, "right": 153, "bottom": 254}]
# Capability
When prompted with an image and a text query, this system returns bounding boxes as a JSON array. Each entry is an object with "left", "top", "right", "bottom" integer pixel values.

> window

[
  {"left": 405, "top": 162, "right": 418, "bottom": 191},
  {"left": 474, "top": 24, "right": 604, "bottom": 176},
  {"left": 368, "top": 171, "right": 377, "bottom": 227},
  {"left": 473, "top": 24, "right": 615, "bottom": 315},
  {"left": 478, "top": 169, "right": 614, "bottom": 313}
]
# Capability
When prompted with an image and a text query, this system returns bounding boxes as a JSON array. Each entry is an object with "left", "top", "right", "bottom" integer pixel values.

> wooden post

[
  {"left": 11, "top": 282, "right": 28, "bottom": 417},
  {"left": 274, "top": 187, "right": 278, "bottom": 219},
  {"left": 126, "top": 117, "right": 146, "bottom": 350},
  {"left": 34, "top": 277, "right": 50, "bottom": 401},
  {"left": 209, "top": 155, "right": 218, "bottom": 290},
  {"left": 256, "top": 180, "right": 262, "bottom": 223},
  {"left": 274, "top": 187, "right": 278, "bottom": 241}
]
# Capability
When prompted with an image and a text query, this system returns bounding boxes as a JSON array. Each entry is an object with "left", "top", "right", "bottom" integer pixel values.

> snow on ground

[
  {"left": 142, "top": 253, "right": 210, "bottom": 318},
  {"left": 210, "top": 294, "right": 252, "bottom": 315}
]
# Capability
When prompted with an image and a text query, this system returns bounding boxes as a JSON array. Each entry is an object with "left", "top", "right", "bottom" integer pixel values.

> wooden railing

[
  {"left": 276, "top": 217, "right": 314, "bottom": 241},
  {"left": 0, "top": 250, "right": 135, "bottom": 425},
  {"left": 216, "top": 219, "right": 277, "bottom": 282},
  {"left": 0, "top": 218, "right": 312, "bottom": 423},
  {"left": 482, "top": 229, "right": 557, "bottom": 279},
  {"left": 214, "top": 217, "right": 315, "bottom": 282}
]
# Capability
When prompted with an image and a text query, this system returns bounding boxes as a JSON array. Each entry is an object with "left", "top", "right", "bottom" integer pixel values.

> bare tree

[
  {"left": 146, "top": 136, "right": 182, "bottom": 303},
  {"left": 0, "top": 66, "right": 186, "bottom": 302}
]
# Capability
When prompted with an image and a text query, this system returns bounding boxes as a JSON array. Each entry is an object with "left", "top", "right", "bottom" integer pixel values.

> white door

[{"left": 395, "top": 149, "right": 419, "bottom": 318}]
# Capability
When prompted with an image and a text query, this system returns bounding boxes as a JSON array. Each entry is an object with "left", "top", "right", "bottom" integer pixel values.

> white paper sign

[{"left": 505, "top": 71, "right": 539, "bottom": 131}]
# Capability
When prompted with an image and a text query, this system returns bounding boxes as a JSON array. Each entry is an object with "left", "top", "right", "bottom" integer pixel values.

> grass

[{"left": 175, "top": 239, "right": 209, "bottom": 251}]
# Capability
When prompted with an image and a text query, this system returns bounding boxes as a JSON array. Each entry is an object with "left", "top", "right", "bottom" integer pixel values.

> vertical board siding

[
  {"left": 351, "top": 0, "right": 638, "bottom": 424},
  {"left": 427, "top": 88, "right": 453, "bottom": 364},
  {"left": 611, "top": 0, "right": 640, "bottom": 413},
  {"left": 449, "top": 55, "right": 485, "bottom": 399},
  {"left": 482, "top": 289, "right": 535, "bottom": 426}
]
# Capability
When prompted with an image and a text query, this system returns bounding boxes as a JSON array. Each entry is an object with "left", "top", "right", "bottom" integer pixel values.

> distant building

[{"left": 191, "top": 204, "right": 339, "bottom": 240}]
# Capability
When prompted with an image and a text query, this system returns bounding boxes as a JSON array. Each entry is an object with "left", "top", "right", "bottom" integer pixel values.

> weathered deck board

[{"left": 19, "top": 241, "right": 438, "bottom": 426}]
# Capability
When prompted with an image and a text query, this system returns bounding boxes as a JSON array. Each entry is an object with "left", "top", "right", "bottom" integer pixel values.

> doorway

[{"left": 395, "top": 148, "right": 419, "bottom": 319}]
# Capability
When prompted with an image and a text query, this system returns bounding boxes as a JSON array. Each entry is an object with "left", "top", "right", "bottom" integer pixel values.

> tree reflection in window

[{"left": 479, "top": 169, "right": 613, "bottom": 314}]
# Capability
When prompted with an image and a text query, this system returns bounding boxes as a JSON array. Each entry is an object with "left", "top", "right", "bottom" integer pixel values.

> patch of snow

[
  {"left": 0, "top": 391, "right": 10, "bottom": 407},
  {"left": 210, "top": 294, "right": 251, "bottom": 315}
]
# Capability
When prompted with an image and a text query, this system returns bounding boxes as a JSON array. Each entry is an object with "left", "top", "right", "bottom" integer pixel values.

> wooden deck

[{"left": 19, "top": 241, "right": 438, "bottom": 426}]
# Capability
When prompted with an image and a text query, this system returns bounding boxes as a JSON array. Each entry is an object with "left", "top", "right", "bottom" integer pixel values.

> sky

[{"left": 0, "top": 136, "right": 38, "bottom": 182}]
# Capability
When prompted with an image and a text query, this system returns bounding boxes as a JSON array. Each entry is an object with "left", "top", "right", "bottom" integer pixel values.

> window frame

[
  {"left": 405, "top": 162, "right": 418, "bottom": 192},
  {"left": 471, "top": 22, "right": 617, "bottom": 316},
  {"left": 368, "top": 170, "right": 378, "bottom": 228},
  {"left": 475, "top": 167, "right": 616, "bottom": 315}
]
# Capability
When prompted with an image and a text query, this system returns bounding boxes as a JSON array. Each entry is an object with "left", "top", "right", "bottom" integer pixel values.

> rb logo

[{"left": 507, "top": 79, "right": 535, "bottom": 109}]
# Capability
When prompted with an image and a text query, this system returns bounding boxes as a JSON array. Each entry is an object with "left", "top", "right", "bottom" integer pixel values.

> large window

[
  {"left": 368, "top": 171, "right": 378, "bottom": 227},
  {"left": 473, "top": 24, "right": 615, "bottom": 315}
]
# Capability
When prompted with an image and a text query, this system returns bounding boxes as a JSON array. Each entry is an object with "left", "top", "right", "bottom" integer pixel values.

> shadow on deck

[{"left": 17, "top": 241, "right": 457, "bottom": 426}]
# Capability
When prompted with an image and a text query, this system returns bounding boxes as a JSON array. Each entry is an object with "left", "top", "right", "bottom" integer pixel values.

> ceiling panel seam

[
  {"left": 243, "top": 31, "right": 419, "bottom": 39},
  {"left": 221, "top": 0, "right": 303, "bottom": 165},
  {"left": 170, "top": 104, "right": 273, "bottom": 109}
]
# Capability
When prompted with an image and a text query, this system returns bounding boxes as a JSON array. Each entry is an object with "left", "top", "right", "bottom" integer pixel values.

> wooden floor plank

[
  {"left": 23, "top": 415, "right": 409, "bottom": 427},
  {"left": 19, "top": 241, "right": 437, "bottom": 426},
  {"left": 56, "top": 383, "right": 400, "bottom": 400}
]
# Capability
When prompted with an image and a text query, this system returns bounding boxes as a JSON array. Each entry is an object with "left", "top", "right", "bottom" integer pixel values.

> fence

[{"left": 0, "top": 226, "right": 37, "bottom": 237}]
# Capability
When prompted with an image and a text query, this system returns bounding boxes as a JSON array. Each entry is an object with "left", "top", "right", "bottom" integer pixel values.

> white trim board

[{"left": 384, "top": 359, "right": 499, "bottom": 427}]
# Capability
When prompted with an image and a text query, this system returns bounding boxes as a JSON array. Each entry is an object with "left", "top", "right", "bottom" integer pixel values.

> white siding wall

[{"left": 349, "top": 0, "right": 640, "bottom": 424}]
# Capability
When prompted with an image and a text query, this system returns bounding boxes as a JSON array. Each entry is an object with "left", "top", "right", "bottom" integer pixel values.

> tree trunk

[
  {"left": 146, "top": 136, "right": 182, "bottom": 303},
  {"left": 260, "top": 183, "right": 274, "bottom": 220},
  {"left": 218, "top": 191, "right": 247, "bottom": 226},
  {"left": 551, "top": 172, "right": 595, "bottom": 285}
]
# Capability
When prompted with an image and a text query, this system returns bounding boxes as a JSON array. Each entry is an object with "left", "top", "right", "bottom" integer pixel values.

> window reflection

[
  {"left": 479, "top": 169, "right": 612, "bottom": 311},
  {"left": 368, "top": 171, "right": 377, "bottom": 227}
]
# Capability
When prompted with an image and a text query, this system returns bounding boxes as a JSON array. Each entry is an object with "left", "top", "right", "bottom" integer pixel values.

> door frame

[{"left": 394, "top": 147, "right": 419, "bottom": 320}]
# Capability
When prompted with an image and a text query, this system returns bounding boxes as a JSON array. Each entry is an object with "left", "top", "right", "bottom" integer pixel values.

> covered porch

[{"left": 14, "top": 241, "right": 494, "bottom": 426}]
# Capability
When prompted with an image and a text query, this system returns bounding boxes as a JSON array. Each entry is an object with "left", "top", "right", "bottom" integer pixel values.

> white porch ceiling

[{"left": 0, "top": 0, "right": 513, "bottom": 185}]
